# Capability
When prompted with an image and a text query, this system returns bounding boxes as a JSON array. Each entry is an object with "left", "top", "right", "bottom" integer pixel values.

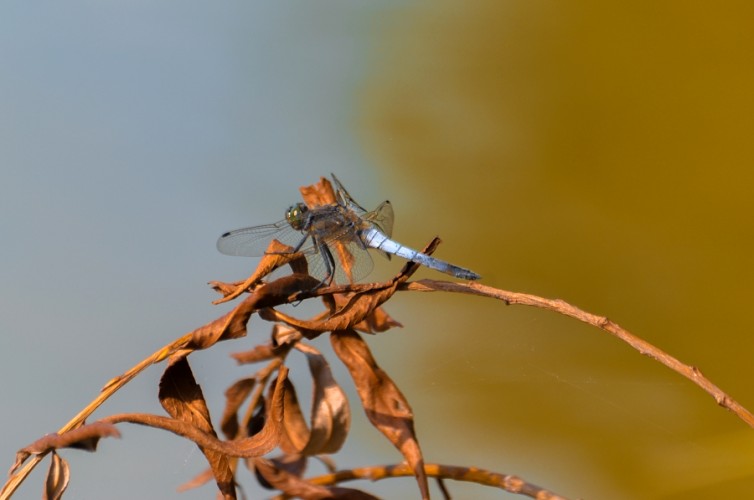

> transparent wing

[
  {"left": 331, "top": 173, "right": 369, "bottom": 215},
  {"left": 305, "top": 239, "right": 374, "bottom": 284},
  {"left": 364, "top": 200, "right": 394, "bottom": 238},
  {"left": 216, "top": 220, "right": 313, "bottom": 257},
  {"left": 240, "top": 235, "right": 374, "bottom": 285},
  {"left": 332, "top": 240, "right": 374, "bottom": 283}
]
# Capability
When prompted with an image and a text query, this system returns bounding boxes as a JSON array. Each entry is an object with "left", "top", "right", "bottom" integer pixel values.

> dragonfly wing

[
  {"left": 313, "top": 239, "right": 373, "bottom": 284},
  {"left": 300, "top": 222, "right": 374, "bottom": 283},
  {"left": 339, "top": 240, "right": 374, "bottom": 282},
  {"left": 331, "top": 173, "right": 369, "bottom": 215},
  {"left": 216, "top": 220, "right": 311, "bottom": 257},
  {"left": 364, "top": 200, "right": 394, "bottom": 237}
]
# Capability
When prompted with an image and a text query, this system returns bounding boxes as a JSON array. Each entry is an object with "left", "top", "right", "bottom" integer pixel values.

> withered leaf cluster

[
  {"left": 8, "top": 177, "right": 432, "bottom": 500},
  {"left": 6, "top": 177, "right": 568, "bottom": 500}
]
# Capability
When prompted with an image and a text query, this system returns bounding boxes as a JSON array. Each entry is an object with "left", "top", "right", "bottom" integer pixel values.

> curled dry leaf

[
  {"left": 295, "top": 342, "right": 350, "bottom": 455},
  {"left": 278, "top": 343, "right": 350, "bottom": 456},
  {"left": 176, "top": 468, "right": 215, "bottom": 494},
  {"left": 11, "top": 422, "right": 121, "bottom": 476},
  {"left": 260, "top": 280, "right": 402, "bottom": 336},
  {"left": 252, "top": 454, "right": 307, "bottom": 490},
  {"left": 188, "top": 273, "right": 320, "bottom": 351},
  {"left": 43, "top": 453, "right": 69, "bottom": 500},
  {"left": 278, "top": 379, "right": 308, "bottom": 454},
  {"left": 330, "top": 329, "right": 429, "bottom": 500},
  {"left": 220, "top": 377, "right": 256, "bottom": 440},
  {"left": 207, "top": 279, "right": 244, "bottom": 298},
  {"left": 271, "top": 454, "right": 308, "bottom": 481},
  {"left": 353, "top": 304, "right": 402, "bottom": 334},
  {"left": 230, "top": 325, "right": 300, "bottom": 366},
  {"left": 226, "top": 365, "right": 287, "bottom": 457},
  {"left": 299, "top": 176, "right": 335, "bottom": 207},
  {"left": 230, "top": 344, "right": 279, "bottom": 365},
  {"left": 332, "top": 293, "right": 403, "bottom": 334},
  {"left": 211, "top": 239, "right": 312, "bottom": 304},
  {"left": 253, "top": 458, "right": 331, "bottom": 498},
  {"left": 271, "top": 323, "right": 305, "bottom": 347},
  {"left": 159, "top": 355, "right": 235, "bottom": 499},
  {"left": 103, "top": 367, "right": 289, "bottom": 459}
]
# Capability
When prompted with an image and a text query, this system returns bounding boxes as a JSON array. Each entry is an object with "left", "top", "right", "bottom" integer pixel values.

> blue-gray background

[{"left": 3, "top": 2, "right": 754, "bottom": 499}]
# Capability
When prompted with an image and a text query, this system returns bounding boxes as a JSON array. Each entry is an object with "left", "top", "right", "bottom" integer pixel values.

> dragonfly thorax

[{"left": 285, "top": 203, "right": 310, "bottom": 231}]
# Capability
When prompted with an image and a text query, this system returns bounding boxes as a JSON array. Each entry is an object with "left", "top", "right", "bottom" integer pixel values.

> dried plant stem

[
  {"left": 403, "top": 279, "right": 754, "bottom": 429},
  {"left": 5, "top": 268, "right": 752, "bottom": 499},
  {"left": 0, "top": 333, "right": 195, "bottom": 500},
  {"left": 304, "top": 462, "right": 568, "bottom": 500}
]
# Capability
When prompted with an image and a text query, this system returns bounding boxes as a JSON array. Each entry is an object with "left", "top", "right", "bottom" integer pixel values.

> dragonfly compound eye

[{"left": 286, "top": 203, "right": 309, "bottom": 230}]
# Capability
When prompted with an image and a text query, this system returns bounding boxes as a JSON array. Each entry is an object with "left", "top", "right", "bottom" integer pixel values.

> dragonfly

[{"left": 216, "top": 174, "right": 481, "bottom": 285}]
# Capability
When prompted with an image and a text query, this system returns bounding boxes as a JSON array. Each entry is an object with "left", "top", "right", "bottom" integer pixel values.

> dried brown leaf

[
  {"left": 333, "top": 294, "right": 402, "bottom": 334},
  {"left": 212, "top": 239, "right": 313, "bottom": 304},
  {"left": 189, "top": 273, "right": 320, "bottom": 351},
  {"left": 43, "top": 452, "right": 69, "bottom": 500},
  {"left": 295, "top": 343, "right": 350, "bottom": 455},
  {"left": 220, "top": 377, "right": 256, "bottom": 439},
  {"left": 252, "top": 454, "right": 308, "bottom": 490},
  {"left": 254, "top": 458, "right": 330, "bottom": 498},
  {"left": 16, "top": 423, "right": 118, "bottom": 463},
  {"left": 11, "top": 422, "right": 120, "bottom": 476},
  {"left": 356, "top": 306, "right": 402, "bottom": 333},
  {"left": 159, "top": 356, "right": 235, "bottom": 499},
  {"left": 176, "top": 467, "right": 215, "bottom": 493},
  {"left": 230, "top": 325, "right": 299, "bottom": 366},
  {"left": 278, "top": 378, "right": 308, "bottom": 454},
  {"left": 96, "top": 367, "right": 287, "bottom": 463},
  {"left": 330, "top": 329, "right": 429, "bottom": 499},
  {"left": 228, "top": 365, "right": 287, "bottom": 457},
  {"left": 260, "top": 281, "right": 401, "bottom": 336},
  {"left": 208, "top": 279, "right": 245, "bottom": 297},
  {"left": 299, "top": 176, "right": 336, "bottom": 207},
  {"left": 271, "top": 323, "right": 306, "bottom": 348},
  {"left": 273, "top": 453, "right": 308, "bottom": 479},
  {"left": 230, "top": 344, "right": 278, "bottom": 365}
]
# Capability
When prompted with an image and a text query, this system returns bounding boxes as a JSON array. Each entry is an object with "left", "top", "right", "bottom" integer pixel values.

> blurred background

[{"left": 2, "top": 1, "right": 754, "bottom": 498}]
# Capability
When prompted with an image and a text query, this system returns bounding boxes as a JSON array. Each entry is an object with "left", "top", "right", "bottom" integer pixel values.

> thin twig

[
  {"left": 305, "top": 462, "right": 569, "bottom": 500},
  {"left": 402, "top": 279, "right": 754, "bottom": 428},
  {"left": 0, "top": 333, "right": 194, "bottom": 500}
]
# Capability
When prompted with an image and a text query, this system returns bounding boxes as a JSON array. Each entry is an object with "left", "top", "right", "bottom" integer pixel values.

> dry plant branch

[
  {"left": 4, "top": 176, "right": 751, "bottom": 499},
  {"left": 401, "top": 279, "right": 754, "bottom": 429},
  {"left": 302, "top": 462, "right": 567, "bottom": 500}
]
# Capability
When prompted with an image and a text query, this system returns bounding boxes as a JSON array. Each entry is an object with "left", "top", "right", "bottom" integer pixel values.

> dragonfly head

[{"left": 285, "top": 203, "right": 309, "bottom": 231}]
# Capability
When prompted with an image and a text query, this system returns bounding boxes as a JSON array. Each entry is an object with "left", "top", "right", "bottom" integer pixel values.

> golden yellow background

[{"left": 360, "top": 2, "right": 754, "bottom": 498}]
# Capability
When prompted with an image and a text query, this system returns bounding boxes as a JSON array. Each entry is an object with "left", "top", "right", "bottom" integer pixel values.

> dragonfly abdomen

[
  {"left": 362, "top": 227, "right": 421, "bottom": 260},
  {"left": 361, "top": 228, "right": 480, "bottom": 281}
]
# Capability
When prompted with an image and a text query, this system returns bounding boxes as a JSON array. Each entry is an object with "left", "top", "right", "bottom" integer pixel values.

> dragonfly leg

[
  {"left": 317, "top": 240, "right": 336, "bottom": 286},
  {"left": 261, "top": 234, "right": 310, "bottom": 256},
  {"left": 291, "top": 234, "right": 309, "bottom": 253}
]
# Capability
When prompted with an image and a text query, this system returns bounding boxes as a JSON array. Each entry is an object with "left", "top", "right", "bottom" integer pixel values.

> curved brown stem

[{"left": 401, "top": 279, "right": 754, "bottom": 428}]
